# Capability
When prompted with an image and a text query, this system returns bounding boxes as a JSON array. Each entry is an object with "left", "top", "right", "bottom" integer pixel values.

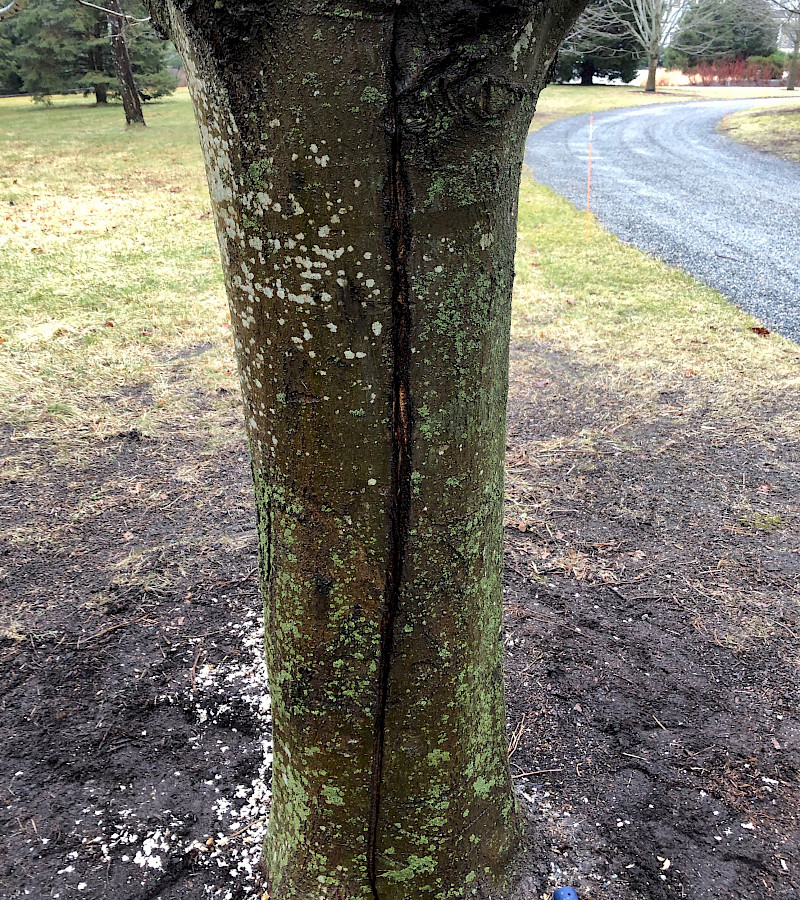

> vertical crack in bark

[{"left": 367, "top": 6, "right": 413, "bottom": 898}]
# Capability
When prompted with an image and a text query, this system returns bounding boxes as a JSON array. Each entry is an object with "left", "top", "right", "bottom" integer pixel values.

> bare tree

[
  {"left": 576, "top": 0, "right": 720, "bottom": 89},
  {"left": 772, "top": 0, "right": 800, "bottom": 87}
]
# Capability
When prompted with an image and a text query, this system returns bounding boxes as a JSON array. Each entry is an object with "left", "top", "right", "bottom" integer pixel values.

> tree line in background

[
  {"left": 0, "top": 0, "right": 176, "bottom": 111},
  {"left": 1, "top": 0, "right": 794, "bottom": 107},
  {"left": 557, "top": 0, "right": 798, "bottom": 90}
]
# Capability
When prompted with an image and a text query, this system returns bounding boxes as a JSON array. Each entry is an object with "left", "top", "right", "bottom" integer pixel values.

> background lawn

[
  {"left": 722, "top": 102, "right": 800, "bottom": 162},
  {"left": 1, "top": 85, "right": 795, "bottom": 439},
  {"left": 1, "top": 85, "right": 798, "bottom": 900}
]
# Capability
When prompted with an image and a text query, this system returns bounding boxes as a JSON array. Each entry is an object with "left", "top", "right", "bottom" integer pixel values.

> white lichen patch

[{"left": 511, "top": 20, "right": 535, "bottom": 71}]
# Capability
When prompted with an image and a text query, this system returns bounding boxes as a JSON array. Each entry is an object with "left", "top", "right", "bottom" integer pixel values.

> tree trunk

[
  {"left": 645, "top": 54, "right": 658, "bottom": 92},
  {"left": 788, "top": 27, "right": 799, "bottom": 91},
  {"left": 94, "top": 82, "right": 108, "bottom": 104},
  {"left": 147, "top": 0, "right": 586, "bottom": 896},
  {"left": 580, "top": 60, "right": 595, "bottom": 85},
  {"left": 106, "top": 0, "right": 145, "bottom": 126}
]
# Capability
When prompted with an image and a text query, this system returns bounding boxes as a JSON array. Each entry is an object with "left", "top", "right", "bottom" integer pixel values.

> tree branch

[
  {"left": 73, "top": 0, "right": 150, "bottom": 22},
  {"left": 0, "top": 0, "right": 26, "bottom": 21}
]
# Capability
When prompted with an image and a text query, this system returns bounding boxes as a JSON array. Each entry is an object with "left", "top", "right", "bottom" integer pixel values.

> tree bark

[
  {"left": 146, "top": 0, "right": 586, "bottom": 896},
  {"left": 106, "top": 0, "right": 145, "bottom": 125},
  {"left": 645, "top": 54, "right": 658, "bottom": 91},
  {"left": 94, "top": 82, "right": 108, "bottom": 104},
  {"left": 788, "top": 26, "right": 799, "bottom": 91},
  {"left": 580, "top": 60, "right": 596, "bottom": 85}
]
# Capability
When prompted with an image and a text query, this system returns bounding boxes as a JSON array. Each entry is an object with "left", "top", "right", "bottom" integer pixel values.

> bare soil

[{"left": 1, "top": 339, "right": 798, "bottom": 900}]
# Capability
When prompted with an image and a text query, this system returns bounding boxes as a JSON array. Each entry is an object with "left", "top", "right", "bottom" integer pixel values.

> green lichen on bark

[{"left": 144, "top": 0, "right": 589, "bottom": 895}]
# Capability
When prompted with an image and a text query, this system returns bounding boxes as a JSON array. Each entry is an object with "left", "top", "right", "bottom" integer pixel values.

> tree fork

[{"left": 145, "top": 0, "right": 587, "bottom": 895}]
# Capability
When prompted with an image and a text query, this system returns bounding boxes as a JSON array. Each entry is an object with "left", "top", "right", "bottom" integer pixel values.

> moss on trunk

[{"left": 145, "top": 0, "right": 587, "bottom": 895}]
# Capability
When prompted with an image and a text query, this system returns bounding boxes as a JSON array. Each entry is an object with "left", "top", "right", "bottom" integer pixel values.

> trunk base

[{"left": 645, "top": 57, "right": 658, "bottom": 93}]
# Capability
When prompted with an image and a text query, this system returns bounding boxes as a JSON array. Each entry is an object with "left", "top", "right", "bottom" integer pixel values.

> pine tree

[
  {"left": 0, "top": 0, "right": 175, "bottom": 104},
  {"left": 670, "top": 0, "right": 778, "bottom": 65},
  {"left": 557, "top": 0, "right": 643, "bottom": 84}
]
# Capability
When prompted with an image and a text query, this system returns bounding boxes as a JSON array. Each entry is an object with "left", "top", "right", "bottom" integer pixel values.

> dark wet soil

[{"left": 1, "top": 341, "right": 798, "bottom": 900}]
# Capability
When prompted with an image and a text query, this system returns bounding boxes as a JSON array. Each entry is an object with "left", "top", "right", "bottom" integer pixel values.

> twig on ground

[
  {"left": 508, "top": 714, "right": 527, "bottom": 757},
  {"left": 216, "top": 817, "right": 267, "bottom": 845},
  {"left": 189, "top": 645, "right": 204, "bottom": 690},
  {"left": 76, "top": 616, "right": 147, "bottom": 648},
  {"left": 215, "top": 566, "right": 258, "bottom": 587},
  {"left": 524, "top": 611, "right": 586, "bottom": 637},
  {"left": 512, "top": 768, "right": 563, "bottom": 779}
]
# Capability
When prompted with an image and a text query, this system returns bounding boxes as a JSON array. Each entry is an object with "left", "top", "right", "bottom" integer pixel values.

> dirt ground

[{"left": 1, "top": 339, "right": 798, "bottom": 900}]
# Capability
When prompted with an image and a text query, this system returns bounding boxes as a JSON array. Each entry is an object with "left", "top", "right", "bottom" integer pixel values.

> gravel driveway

[{"left": 524, "top": 98, "right": 800, "bottom": 343}]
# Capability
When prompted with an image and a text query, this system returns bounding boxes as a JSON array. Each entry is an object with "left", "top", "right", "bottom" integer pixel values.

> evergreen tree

[
  {"left": 0, "top": 0, "right": 175, "bottom": 102},
  {"left": 557, "top": 0, "right": 642, "bottom": 83},
  {"left": 670, "top": 0, "right": 778, "bottom": 64}
]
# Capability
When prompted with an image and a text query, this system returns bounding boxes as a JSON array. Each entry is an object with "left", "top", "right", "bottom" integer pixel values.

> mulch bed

[{"left": 1, "top": 340, "right": 797, "bottom": 899}]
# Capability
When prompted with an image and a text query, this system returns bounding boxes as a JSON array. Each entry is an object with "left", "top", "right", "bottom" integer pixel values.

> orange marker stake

[{"left": 586, "top": 113, "right": 593, "bottom": 242}]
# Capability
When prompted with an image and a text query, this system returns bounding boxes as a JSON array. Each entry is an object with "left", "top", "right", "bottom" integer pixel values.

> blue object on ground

[{"left": 553, "top": 889, "right": 579, "bottom": 900}]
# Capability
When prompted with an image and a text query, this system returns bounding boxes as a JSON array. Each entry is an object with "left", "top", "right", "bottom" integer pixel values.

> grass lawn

[
  {"left": 1, "top": 85, "right": 795, "bottom": 441},
  {"left": 722, "top": 102, "right": 800, "bottom": 162},
  {"left": 0, "top": 91, "right": 232, "bottom": 441},
  {"left": 1, "top": 86, "right": 798, "bottom": 900}
]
